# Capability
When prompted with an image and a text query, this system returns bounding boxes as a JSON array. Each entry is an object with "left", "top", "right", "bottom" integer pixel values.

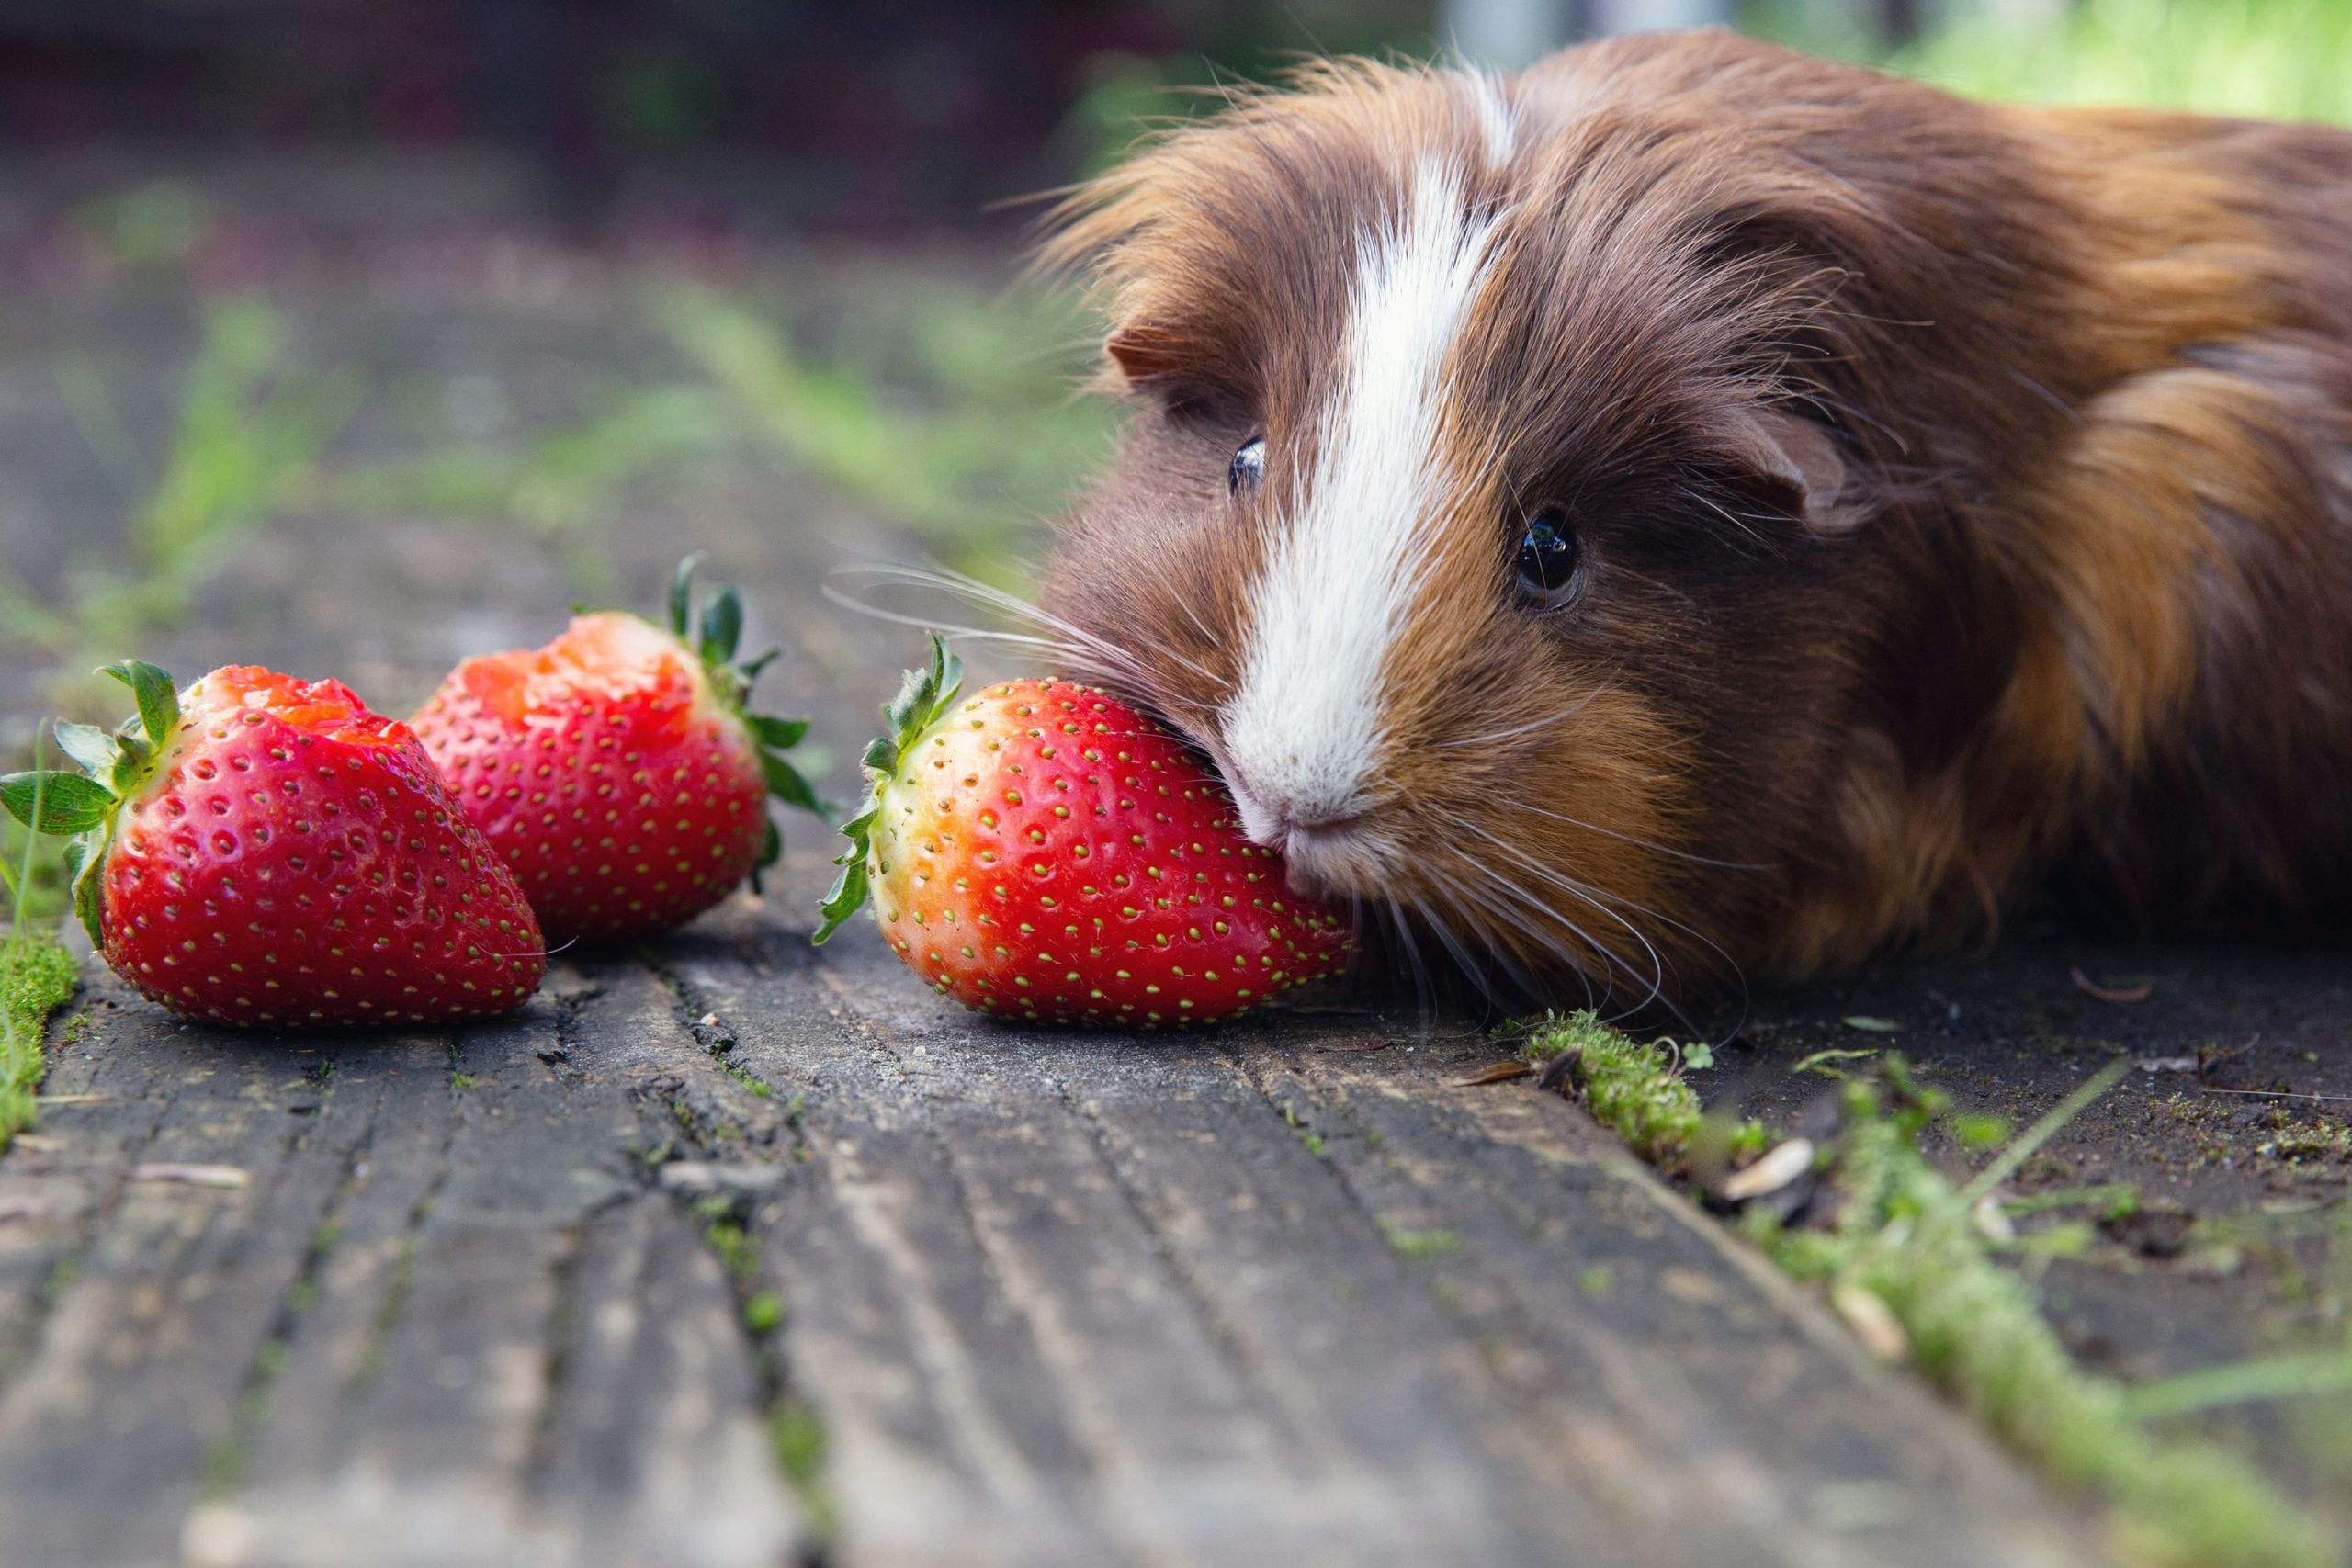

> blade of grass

[
  {"left": 1960, "top": 1056, "right": 2132, "bottom": 1204},
  {"left": 2123, "top": 1350, "right": 2352, "bottom": 1421}
]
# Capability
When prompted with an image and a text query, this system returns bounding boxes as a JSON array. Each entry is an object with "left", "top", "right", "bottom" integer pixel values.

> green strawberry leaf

[
  {"left": 109, "top": 737, "right": 153, "bottom": 795},
  {"left": 4, "top": 660, "right": 176, "bottom": 951},
  {"left": 760, "top": 750, "right": 824, "bottom": 816},
  {"left": 61, "top": 838, "right": 105, "bottom": 951},
  {"left": 746, "top": 713, "right": 808, "bottom": 750},
  {"left": 815, "top": 856, "right": 868, "bottom": 945},
  {"left": 659, "top": 554, "right": 825, "bottom": 827},
  {"left": 98, "top": 660, "right": 180, "bottom": 748},
  {"left": 699, "top": 586, "right": 743, "bottom": 668},
  {"left": 51, "top": 722, "right": 119, "bottom": 777},
  {"left": 750, "top": 817, "right": 782, "bottom": 895},
  {"left": 669, "top": 552, "right": 705, "bottom": 640},
  {"left": 0, "top": 772, "right": 114, "bottom": 836},
  {"left": 810, "top": 635, "right": 963, "bottom": 945}
]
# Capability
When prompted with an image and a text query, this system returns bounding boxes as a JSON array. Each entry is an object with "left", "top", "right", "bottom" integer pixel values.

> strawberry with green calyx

[
  {"left": 816, "top": 637, "right": 1353, "bottom": 1026},
  {"left": 1, "top": 661, "right": 545, "bottom": 1027},
  {"left": 3, "top": 660, "right": 180, "bottom": 948},
  {"left": 412, "top": 556, "right": 824, "bottom": 943}
]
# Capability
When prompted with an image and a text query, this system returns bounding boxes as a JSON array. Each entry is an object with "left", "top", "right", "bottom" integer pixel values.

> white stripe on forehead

[
  {"left": 1220, "top": 156, "right": 1501, "bottom": 834},
  {"left": 1465, "top": 71, "right": 1517, "bottom": 166}
]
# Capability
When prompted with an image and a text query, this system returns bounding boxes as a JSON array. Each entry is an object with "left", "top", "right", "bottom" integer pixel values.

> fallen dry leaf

[
  {"left": 130, "top": 1163, "right": 251, "bottom": 1190},
  {"left": 1831, "top": 1281, "right": 1910, "bottom": 1361},
  {"left": 2070, "top": 966, "right": 2153, "bottom": 1004},
  {"left": 1450, "top": 1061, "right": 1533, "bottom": 1088},
  {"left": 1721, "top": 1136, "right": 1815, "bottom": 1201}
]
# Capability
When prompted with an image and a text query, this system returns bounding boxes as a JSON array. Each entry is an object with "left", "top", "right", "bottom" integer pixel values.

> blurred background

[{"left": 1, "top": 0, "right": 2347, "bottom": 851}]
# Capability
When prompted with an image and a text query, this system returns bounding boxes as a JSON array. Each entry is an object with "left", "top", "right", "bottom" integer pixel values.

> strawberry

[
  {"left": 1, "top": 660, "right": 544, "bottom": 1027},
  {"left": 410, "top": 558, "right": 822, "bottom": 944},
  {"left": 814, "top": 638, "right": 1352, "bottom": 1025}
]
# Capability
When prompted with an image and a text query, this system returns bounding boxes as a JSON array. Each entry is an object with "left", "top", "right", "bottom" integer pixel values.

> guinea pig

[{"left": 1023, "top": 29, "right": 2352, "bottom": 1010}]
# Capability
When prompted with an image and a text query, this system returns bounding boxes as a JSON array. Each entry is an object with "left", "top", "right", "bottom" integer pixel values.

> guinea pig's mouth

[{"left": 1266, "top": 816, "right": 1392, "bottom": 897}]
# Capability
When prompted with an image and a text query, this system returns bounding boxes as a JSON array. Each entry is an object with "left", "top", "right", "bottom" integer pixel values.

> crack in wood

[{"left": 200, "top": 1105, "right": 383, "bottom": 1496}]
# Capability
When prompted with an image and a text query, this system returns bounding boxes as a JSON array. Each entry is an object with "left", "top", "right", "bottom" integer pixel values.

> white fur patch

[
  {"left": 1220, "top": 158, "right": 1501, "bottom": 844},
  {"left": 1465, "top": 71, "right": 1517, "bottom": 165}
]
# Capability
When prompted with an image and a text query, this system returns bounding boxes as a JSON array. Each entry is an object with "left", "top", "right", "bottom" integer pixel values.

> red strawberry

[
  {"left": 1, "top": 660, "right": 544, "bottom": 1027},
  {"left": 410, "top": 558, "right": 822, "bottom": 944},
  {"left": 814, "top": 638, "right": 1352, "bottom": 1025}
]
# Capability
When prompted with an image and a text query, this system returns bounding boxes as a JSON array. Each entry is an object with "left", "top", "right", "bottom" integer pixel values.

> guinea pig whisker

[
  {"left": 1381, "top": 891, "right": 1439, "bottom": 1022},
  {"left": 1433, "top": 694, "right": 1608, "bottom": 750},
  {"left": 1448, "top": 860, "right": 1626, "bottom": 1016},
  {"left": 1463, "top": 838, "right": 1738, "bottom": 1039},
  {"left": 818, "top": 585, "right": 1090, "bottom": 661},
  {"left": 1474, "top": 808, "right": 1754, "bottom": 994},
  {"left": 838, "top": 556, "right": 1235, "bottom": 703},
  {"left": 1455, "top": 824, "right": 1679, "bottom": 1023},
  {"left": 853, "top": 561, "right": 1213, "bottom": 694},
  {"left": 1500, "top": 795, "right": 1775, "bottom": 872},
  {"left": 827, "top": 567, "right": 1170, "bottom": 689},
  {"left": 1411, "top": 875, "right": 1553, "bottom": 1008}
]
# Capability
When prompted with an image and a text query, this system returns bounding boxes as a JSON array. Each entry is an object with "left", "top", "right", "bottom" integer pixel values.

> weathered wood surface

[
  {"left": 0, "top": 279, "right": 2171, "bottom": 1568},
  {"left": 0, "top": 913, "right": 2116, "bottom": 1568}
]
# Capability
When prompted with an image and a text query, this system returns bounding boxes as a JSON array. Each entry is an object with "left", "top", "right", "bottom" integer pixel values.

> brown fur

[{"left": 1033, "top": 32, "right": 2352, "bottom": 1006}]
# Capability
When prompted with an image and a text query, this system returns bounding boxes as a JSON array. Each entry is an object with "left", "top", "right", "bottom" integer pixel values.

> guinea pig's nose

[{"left": 1227, "top": 774, "right": 1360, "bottom": 850}]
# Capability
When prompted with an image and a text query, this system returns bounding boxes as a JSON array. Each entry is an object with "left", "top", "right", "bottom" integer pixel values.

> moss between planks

[
  {"left": 1, "top": 934, "right": 77, "bottom": 1149},
  {"left": 1520, "top": 1010, "right": 2335, "bottom": 1568}
]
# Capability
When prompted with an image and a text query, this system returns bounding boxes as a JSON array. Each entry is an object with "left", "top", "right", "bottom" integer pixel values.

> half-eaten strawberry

[
  {"left": 2, "top": 661, "right": 544, "bottom": 1027},
  {"left": 412, "top": 558, "right": 823, "bottom": 943}
]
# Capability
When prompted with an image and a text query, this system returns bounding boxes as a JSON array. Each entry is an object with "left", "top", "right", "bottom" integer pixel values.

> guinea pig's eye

[
  {"left": 1513, "top": 507, "right": 1582, "bottom": 608},
  {"left": 1227, "top": 436, "right": 1266, "bottom": 494}
]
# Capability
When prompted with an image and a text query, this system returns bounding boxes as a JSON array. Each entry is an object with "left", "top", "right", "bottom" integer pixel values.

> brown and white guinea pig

[{"left": 1025, "top": 29, "right": 2352, "bottom": 1009}]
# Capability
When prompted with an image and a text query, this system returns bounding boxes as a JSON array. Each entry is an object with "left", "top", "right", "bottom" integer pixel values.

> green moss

[
  {"left": 1528, "top": 1010, "right": 2332, "bottom": 1568},
  {"left": 1750, "top": 1098, "right": 2323, "bottom": 1568},
  {"left": 1378, "top": 1219, "right": 1463, "bottom": 1263},
  {"left": 769, "top": 1398, "right": 838, "bottom": 1540},
  {"left": 1521, "top": 1010, "right": 1727, "bottom": 1164},
  {"left": 0, "top": 935, "right": 78, "bottom": 1150},
  {"left": 695, "top": 1196, "right": 759, "bottom": 1282}
]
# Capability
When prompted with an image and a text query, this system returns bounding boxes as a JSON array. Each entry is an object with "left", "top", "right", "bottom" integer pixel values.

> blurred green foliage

[
  {"left": 1892, "top": 0, "right": 2352, "bottom": 123},
  {"left": 656, "top": 276, "right": 1111, "bottom": 577},
  {"left": 1, "top": 299, "right": 359, "bottom": 669},
  {"left": 1758, "top": 0, "right": 2352, "bottom": 125}
]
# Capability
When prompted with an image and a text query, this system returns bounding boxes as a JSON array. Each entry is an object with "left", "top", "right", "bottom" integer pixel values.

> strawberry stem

[
  {"left": 661, "top": 556, "right": 826, "bottom": 849},
  {"left": 812, "top": 634, "right": 963, "bottom": 945},
  {"left": 0, "top": 660, "right": 187, "bottom": 949}
]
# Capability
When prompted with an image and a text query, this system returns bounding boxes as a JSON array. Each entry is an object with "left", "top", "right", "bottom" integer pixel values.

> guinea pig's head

[{"left": 1032, "top": 42, "right": 2033, "bottom": 1005}]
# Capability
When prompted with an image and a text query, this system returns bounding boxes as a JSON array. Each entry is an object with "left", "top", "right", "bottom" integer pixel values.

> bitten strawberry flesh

[
  {"left": 411, "top": 558, "right": 821, "bottom": 944},
  {"left": 1, "top": 661, "right": 544, "bottom": 1027},
  {"left": 816, "top": 638, "right": 1352, "bottom": 1025}
]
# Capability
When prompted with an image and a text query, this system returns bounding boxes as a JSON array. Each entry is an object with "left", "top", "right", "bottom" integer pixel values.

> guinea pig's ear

[
  {"left": 1715, "top": 407, "right": 1855, "bottom": 535},
  {"left": 1104, "top": 322, "right": 1186, "bottom": 388}
]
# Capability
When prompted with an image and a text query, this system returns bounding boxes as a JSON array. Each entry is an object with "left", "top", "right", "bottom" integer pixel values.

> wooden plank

[
  {"left": 667, "top": 908, "right": 2115, "bottom": 1568},
  {"left": 0, "top": 968, "right": 393, "bottom": 1568},
  {"left": 177, "top": 970, "right": 804, "bottom": 1568}
]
